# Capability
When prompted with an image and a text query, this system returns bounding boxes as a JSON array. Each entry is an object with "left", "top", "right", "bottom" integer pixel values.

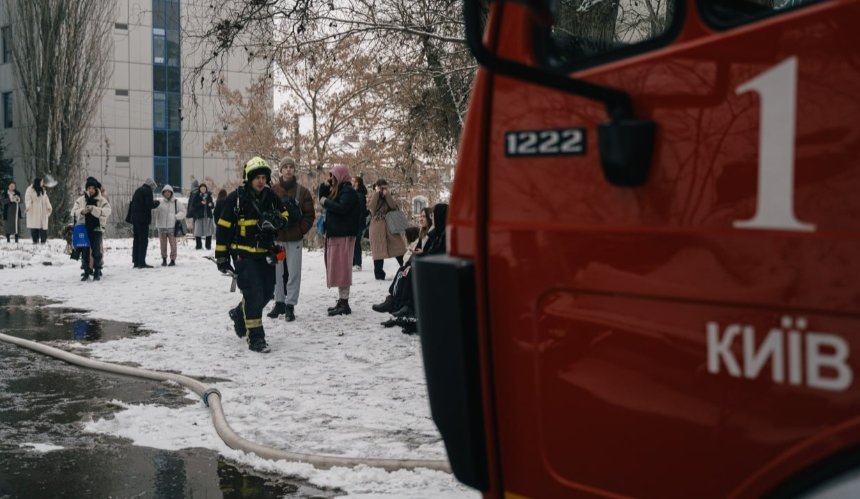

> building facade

[{"left": 0, "top": 0, "right": 268, "bottom": 201}]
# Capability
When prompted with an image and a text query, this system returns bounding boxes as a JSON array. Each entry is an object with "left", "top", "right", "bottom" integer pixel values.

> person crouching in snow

[
  {"left": 153, "top": 184, "right": 185, "bottom": 266},
  {"left": 72, "top": 177, "right": 111, "bottom": 281}
]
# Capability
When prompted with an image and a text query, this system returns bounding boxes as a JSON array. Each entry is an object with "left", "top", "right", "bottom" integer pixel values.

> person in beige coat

[
  {"left": 368, "top": 178, "right": 406, "bottom": 280},
  {"left": 25, "top": 177, "right": 53, "bottom": 244}
]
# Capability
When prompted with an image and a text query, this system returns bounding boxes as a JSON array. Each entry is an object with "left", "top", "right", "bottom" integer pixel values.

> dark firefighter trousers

[{"left": 234, "top": 257, "right": 276, "bottom": 342}]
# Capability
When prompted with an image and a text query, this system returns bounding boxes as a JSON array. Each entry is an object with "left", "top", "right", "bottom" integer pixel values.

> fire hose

[{"left": 0, "top": 332, "right": 451, "bottom": 473}]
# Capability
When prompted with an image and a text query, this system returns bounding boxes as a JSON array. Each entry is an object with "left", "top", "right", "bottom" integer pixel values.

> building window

[
  {"left": 152, "top": 0, "right": 181, "bottom": 190},
  {"left": 2, "top": 92, "right": 12, "bottom": 128},
  {"left": 115, "top": 89, "right": 129, "bottom": 97},
  {"left": 412, "top": 196, "right": 428, "bottom": 216},
  {"left": 1, "top": 26, "right": 10, "bottom": 64},
  {"left": 115, "top": 23, "right": 128, "bottom": 30},
  {"left": 116, "top": 156, "right": 130, "bottom": 163}
]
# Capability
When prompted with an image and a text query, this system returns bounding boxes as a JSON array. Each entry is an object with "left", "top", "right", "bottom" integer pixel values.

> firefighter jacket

[{"left": 215, "top": 186, "right": 289, "bottom": 262}]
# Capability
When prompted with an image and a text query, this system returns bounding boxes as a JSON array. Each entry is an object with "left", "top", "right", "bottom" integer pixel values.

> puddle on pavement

[
  {"left": 0, "top": 296, "right": 338, "bottom": 498},
  {"left": 0, "top": 295, "right": 150, "bottom": 342}
]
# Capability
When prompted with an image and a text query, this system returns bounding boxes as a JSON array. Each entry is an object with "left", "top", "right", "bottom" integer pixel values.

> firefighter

[{"left": 215, "top": 157, "right": 289, "bottom": 353}]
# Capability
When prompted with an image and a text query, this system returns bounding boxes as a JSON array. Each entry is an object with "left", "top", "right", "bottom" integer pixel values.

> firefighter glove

[{"left": 216, "top": 257, "right": 234, "bottom": 274}]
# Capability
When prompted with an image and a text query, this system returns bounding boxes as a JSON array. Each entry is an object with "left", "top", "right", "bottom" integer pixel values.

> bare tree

[
  {"left": 206, "top": 78, "right": 293, "bottom": 171},
  {"left": 185, "top": 0, "right": 474, "bottom": 168},
  {"left": 6, "top": 0, "right": 115, "bottom": 232}
]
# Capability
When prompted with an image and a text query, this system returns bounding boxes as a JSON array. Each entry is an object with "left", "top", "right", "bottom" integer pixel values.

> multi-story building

[{"left": 0, "top": 0, "right": 268, "bottom": 204}]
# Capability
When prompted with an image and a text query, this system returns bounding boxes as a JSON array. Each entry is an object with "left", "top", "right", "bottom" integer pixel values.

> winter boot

[
  {"left": 284, "top": 304, "right": 296, "bottom": 322},
  {"left": 161, "top": 258, "right": 167, "bottom": 267},
  {"left": 205, "top": 236, "right": 212, "bottom": 250},
  {"left": 267, "top": 302, "right": 287, "bottom": 318},
  {"left": 80, "top": 270, "right": 91, "bottom": 282},
  {"left": 228, "top": 306, "right": 246, "bottom": 338},
  {"left": 373, "top": 259, "right": 386, "bottom": 280},
  {"left": 93, "top": 269, "right": 102, "bottom": 281},
  {"left": 372, "top": 295, "right": 394, "bottom": 313},
  {"left": 327, "top": 300, "right": 341, "bottom": 313},
  {"left": 391, "top": 305, "right": 414, "bottom": 318},
  {"left": 328, "top": 299, "right": 352, "bottom": 316},
  {"left": 382, "top": 317, "right": 410, "bottom": 328},
  {"left": 168, "top": 259, "right": 176, "bottom": 266},
  {"left": 195, "top": 237, "right": 203, "bottom": 250},
  {"left": 248, "top": 337, "right": 271, "bottom": 353}
]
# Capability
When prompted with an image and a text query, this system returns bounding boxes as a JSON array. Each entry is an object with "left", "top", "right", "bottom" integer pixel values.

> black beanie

[{"left": 85, "top": 177, "right": 100, "bottom": 189}]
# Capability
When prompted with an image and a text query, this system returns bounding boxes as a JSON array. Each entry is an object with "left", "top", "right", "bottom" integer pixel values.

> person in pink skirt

[{"left": 318, "top": 164, "right": 362, "bottom": 316}]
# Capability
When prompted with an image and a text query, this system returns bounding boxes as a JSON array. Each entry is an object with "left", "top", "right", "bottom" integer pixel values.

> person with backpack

[
  {"left": 319, "top": 164, "right": 362, "bottom": 316},
  {"left": 72, "top": 177, "right": 111, "bottom": 281},
  {"left": 267, "top": 157, "right": 315, "bottom": 321},
  {"left": 215, "top": 157, "right": 290, "bottom": 353}
]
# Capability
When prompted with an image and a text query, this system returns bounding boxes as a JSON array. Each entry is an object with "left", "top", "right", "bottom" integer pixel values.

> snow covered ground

[{"left": 0, "top": 238, "right": 477, "bottom": 498}]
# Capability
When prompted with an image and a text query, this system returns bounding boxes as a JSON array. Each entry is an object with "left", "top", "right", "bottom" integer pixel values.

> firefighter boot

[{"left": 228, "top": 305, "right": 246, "bottom": 338}]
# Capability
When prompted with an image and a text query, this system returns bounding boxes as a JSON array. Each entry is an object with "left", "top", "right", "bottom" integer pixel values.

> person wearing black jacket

[
  {"left": 188, "top": 182, "right": 215, "bottom": 250},
  {"left": 129, "top": 178, "right": 160, "bottom": 268},
  {"left": 213, "top": 188, "right": 228, "bottom": 224},
  {"left": 319, "top": 164, "right": 361, "bottom": 316},
  {"left": 215, "top": 157, "right": 290, "bottom": 353},
  {"left": 3, "top": 181, "right": 22, "bottom": 243},
  {"left": 351, "top": 176, "right": 368, "bottom": 270}
]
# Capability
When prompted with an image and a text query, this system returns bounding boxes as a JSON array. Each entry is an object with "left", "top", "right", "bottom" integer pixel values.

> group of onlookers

[
  {"left": 2, "top": 178, "right": 53, "bottom": 244},
  {"left": 3, "top": 164, "right": 445, "bottom": 343},
  {"left": 127, "top": 178, "right": 224, "bottom": 268},
  {"left": 212, "top": 155, "right": 446, "bottom": 353}
]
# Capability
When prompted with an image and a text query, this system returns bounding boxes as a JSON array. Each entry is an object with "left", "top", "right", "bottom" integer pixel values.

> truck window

[
  {"left": 699, "top": 0, "right": 822, "bottom": 29},
  {"left": 543, "top": 0, "right": 680, "bottom": 68}
]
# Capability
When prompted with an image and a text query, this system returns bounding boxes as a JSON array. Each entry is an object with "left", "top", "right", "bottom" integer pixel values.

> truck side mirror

[{"left": 463, "top": 0, "right": 655, "bottom": 186}]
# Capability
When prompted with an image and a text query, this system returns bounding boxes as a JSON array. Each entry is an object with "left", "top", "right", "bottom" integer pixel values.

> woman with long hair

[
  {"left": 319, "top": 165, "right": 362, "bottom": 316},
  {"left": 25, "top": 177, "right": 52, "bottom": 244},
  {"left": 372, "top": 206, "right": 434, "bottom": 314}
]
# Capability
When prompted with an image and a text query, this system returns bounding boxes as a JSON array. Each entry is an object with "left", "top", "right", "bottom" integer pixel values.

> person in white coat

[
  {"left": 72, "top": 177, "right": 111, "bottom": 281},
  {"left": 152, "top": 184, "right": 186, "bottom": 266},
  {"left": 25, "top": 177, "right": 52, "bottom": 244}
]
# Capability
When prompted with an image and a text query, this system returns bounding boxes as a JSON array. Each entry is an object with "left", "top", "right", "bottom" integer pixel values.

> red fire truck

[{"left": 412, "top": 0, "right": 860, "bottom": 497}]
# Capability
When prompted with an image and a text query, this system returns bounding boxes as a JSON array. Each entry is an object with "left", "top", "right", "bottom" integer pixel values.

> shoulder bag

[{"left": 384, "top": 208, "right": 409, "bottom": 235}]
